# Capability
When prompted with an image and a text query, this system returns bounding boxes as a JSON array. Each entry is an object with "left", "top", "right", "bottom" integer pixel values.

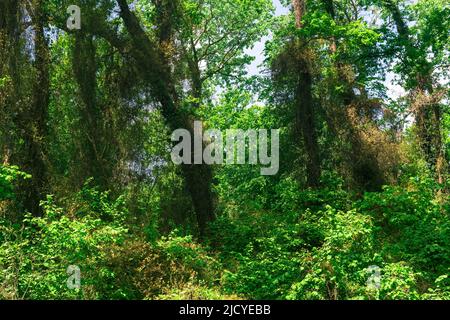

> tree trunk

[
  {"left": 0, "top": 0, "right": 20, "bottom": 165},
  {"left": 383, "top": 0, "right": 446, "bottom": 183},
  {"left": 1, "top": 0, "right": 50, "bottom": 215},
  {"left": 291, "top": 0, "right": 321, "bottom": 188},
  {"left": 117, "top": 0, "right": 215, "bottom": 237},
  {"left": 24, "top": 0, "right": 50, "bottom": 215},
  {"left": 72, "top": 33, "right": 111, "bottom": 188}
]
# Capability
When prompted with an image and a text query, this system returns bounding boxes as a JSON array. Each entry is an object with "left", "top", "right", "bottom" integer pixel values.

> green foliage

[
  {"left": 156, "top": 284, "right": 239, "bottom": 300},
  {"left": 0, "top": 194, "right": 128, "bottom": 299},
  {"left": 286, "top": 206, "right": 376, "bottom": 300},
  {"left": 74, "top": 179, "right": 129, "bottom": 224},
  {"left": 377, "top": 263, "right": 420, "bottom": 300},
  {"left": 222, "top": 233, "right": 303, "bottom": 299},
  {"left": 1, "top": 171, "right": 449, "bottom": 300},
  {"left": 422, "top": 273, "right": 450, "bottom": 300},
  {"left": 0, "top": 165, "right": 31, "bottom": 201},
  {"left": 1, "top": 0, "right": 449, "bottom": 302},
  {"left": 103, "top": 232, "right": 222, "bottom": 300},
  {"left": 210, "top": 173, "right": 450, "bottom": 300},
  {"left": 358, "top": 176, "right": 450, "bottom": 278}
]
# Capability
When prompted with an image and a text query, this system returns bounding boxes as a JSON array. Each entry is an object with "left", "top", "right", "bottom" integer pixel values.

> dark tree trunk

[
  {"left": 1, "top": 0, "right": 50, "bottom": 215},
  {"left": 24, "top": 1, "right": 50, "bottom": 215},
  {"left": 0, "top": 0, "right": 20, "bottom": 164},
  {"left": 291, "top": 0, "right": 322, "bottom": 188},
  {"left": 295, "top": 56, "right": 321, "bottom": 188},
  {"left": 72, "top": 33, "right": 111, "bottom": 188}
]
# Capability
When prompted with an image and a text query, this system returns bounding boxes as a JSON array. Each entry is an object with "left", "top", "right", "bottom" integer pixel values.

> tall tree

[
  {"left": 113, "top": 0, "right": 214, "bottom": 237},
  {"left": 79, "top": 0, "right": 272, "bottom": 236},
  {"left": 291, "top": 0, "right": 322, "bottom": 188},
  {"left": 0, "top": 0, "right": 21, "bottom": 165},
  {"left": 321, "top": 0, "right": 386, "bottom": 190},
  {"left": 1, "top": 0, "right": 50, "bottom": 215},
  {"left": 381, "top": 0, "right": 449, "bottom": 183},
  {"left": 270, "top": 0, "right": 321, "bottom": 188}
]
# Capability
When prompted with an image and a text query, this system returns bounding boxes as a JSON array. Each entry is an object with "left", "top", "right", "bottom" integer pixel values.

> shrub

[
  {"left": 0, "top": 195, "right": 128, "bottom": 300},
  {"left": 378, "top": 263, "right": 421, "bottom": 300},
  {"left": 358, "top": 176, "right": 450, "bottom": 280},
  {"left": 103, "top": 232, "right": 222, "bottom": 300},
  {"left": 0, "top": 165, "right": 30, "bottom": 201},
  {"left": 287, "top": 206, "right": 376, "bottom": 300}
]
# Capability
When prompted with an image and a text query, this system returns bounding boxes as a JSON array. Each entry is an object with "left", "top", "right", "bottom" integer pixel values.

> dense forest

[{"left": 0, "top": 0, "right": 449, "bottom": 300}]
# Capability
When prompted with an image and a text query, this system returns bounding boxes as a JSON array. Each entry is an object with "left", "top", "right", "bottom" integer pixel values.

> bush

[
  {"left": 0, "top": 194, "right": 128, "bottom": 300},
  {"left": 358, "top": 176, "right": 450, "bottom": 281},
  {"left": 287, "top": 206, "right": 376, "bottom": 300},
  {"left": 102, "top": 231, "right": 222, "bottom": 300},
  {"left": 222, "top": 233, "right": 303, "bottom": 299},
  {"left": 377, "top": 263, "right": 421, "bottom": 300},
  {"left": 218, "top": 205, "right": 374, "bottom": 300},
  {"left": 422, "top": 273, "right": 450, "bottom": 300},
  {"left": 0, "top": 165, "right": 30, "bottom": 201}
]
